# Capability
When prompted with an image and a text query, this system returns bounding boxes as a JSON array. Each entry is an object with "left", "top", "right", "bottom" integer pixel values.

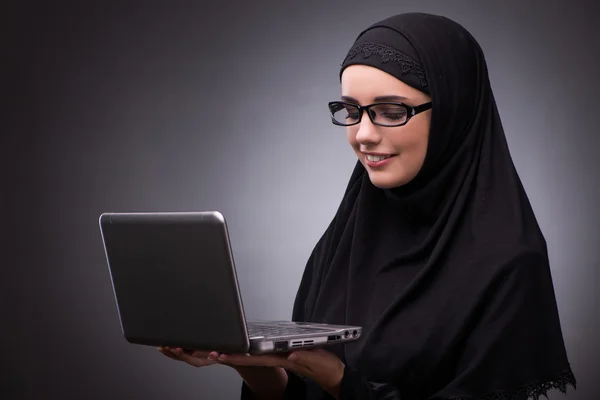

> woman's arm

[
  {"left": 239, "top": 368, "right": 309, "bottom": 400},
  {"left": 236, "top": 366, "right": 288, "bottom": 400},
  {"left": 159, "top": 349, "right": 294, "bottom": 400},
  {"left": 338, "top": 367, "right": 403, "bottom": 400}
]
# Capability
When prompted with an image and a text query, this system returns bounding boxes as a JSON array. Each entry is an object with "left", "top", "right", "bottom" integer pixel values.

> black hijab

[{"left": 291, "top": 13, "right": 576, "bottom": 400}]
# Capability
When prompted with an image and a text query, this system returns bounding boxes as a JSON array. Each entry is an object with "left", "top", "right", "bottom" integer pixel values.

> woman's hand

[
  {"left": 157, "top": 347, "right": 289, "bottom": 398},
  {"left": 216, "top": 349, "right": 345, "bottom": 399},
  {"left": 157, "top": 346, "right": 345, "bottom": 399},
  {"left": 157, "top": 346, "right": 219, "bottom": 368}
]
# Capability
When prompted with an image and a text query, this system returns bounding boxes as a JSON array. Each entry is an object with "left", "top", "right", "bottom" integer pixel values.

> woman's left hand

[{"left": 213, "top": 348, "right": 345, "bottom": 399}]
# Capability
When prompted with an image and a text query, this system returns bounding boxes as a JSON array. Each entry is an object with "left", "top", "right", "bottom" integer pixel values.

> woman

[{"left": 159, "top": 12, "right": 576, "bottom": 400}]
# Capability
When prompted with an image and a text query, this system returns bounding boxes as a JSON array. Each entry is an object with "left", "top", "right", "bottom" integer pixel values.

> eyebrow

[{"left": 341, "top": 95, "right": 408, "bottom": 103}]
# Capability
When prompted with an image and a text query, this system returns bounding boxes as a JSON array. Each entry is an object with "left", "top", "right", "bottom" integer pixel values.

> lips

[
  {"left": 363, "top": 153, "right": 396, "bottom": 168},
  {"left": 366, "top": 154, "right": 392, "bottom": 162}
]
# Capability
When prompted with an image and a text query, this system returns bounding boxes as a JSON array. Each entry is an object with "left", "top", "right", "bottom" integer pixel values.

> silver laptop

[{"left": 99, "top": 211, "right": 361, "bottom": 354}]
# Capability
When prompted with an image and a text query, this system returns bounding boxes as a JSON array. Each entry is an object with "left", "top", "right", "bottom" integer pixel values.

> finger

[
  {"left": 157, "top": 348, "right": 175, "bottom": 358},
  {"left": 285, "top": 351, "right": 313, "bottom": 374},
  {"left": 170, "top": 347, "right": 184, "bottom": 358},
  {"left": 286, "top": 349, "right": 345, "bottom": 382},
  {"left": 286, "top": 349, "right": 315, "bottom": 362},
  {"left": 217, "top": 353, "right": 290, "bottom": 368},
  {"left": 178, "top": 351, "right": 218, "bottom": 367},
  {"left": 159, "top": 349, "right": 199, "bottom": 364},
  {"left": 167, "top": 348, "right": 195, "bottom": 361},
  {"left": 192, "top": 350, "right": 216, "bottom": 359},
  {"left": 204, "top": 351, "right": 221, "bottom": 361},
  {"left": 169, "top": 348, "right": 218, "bottom": 367},
  {"left": 287, "top": 348, "right": 329, "bottom": 363},
  {"left": 284, "top": 350, "right": 330, "bottom": 375},
  {"left": 171, "top": 347, "right": 200, "bottom": 358},
  {"left": 157, "top": 347, "right": 179, "bottom": 360}
]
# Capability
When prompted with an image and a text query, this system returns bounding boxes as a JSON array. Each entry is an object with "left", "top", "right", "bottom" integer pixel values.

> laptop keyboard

[{"left": 247, "top": 323, "right": 331, "bottom": 337}]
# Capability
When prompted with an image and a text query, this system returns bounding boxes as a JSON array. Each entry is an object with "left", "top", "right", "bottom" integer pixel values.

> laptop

[{"left": 99, "top": 211, "right": 362, "bottom": 354}]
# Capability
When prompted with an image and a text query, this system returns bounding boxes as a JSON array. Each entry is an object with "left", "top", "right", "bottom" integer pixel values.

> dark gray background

[{"left": 4, "top": 1, "right": 599, "bottom": 399}]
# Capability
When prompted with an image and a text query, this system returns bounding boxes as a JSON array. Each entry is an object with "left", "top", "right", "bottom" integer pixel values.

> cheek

[
  {"left": 383, "top": 122, "right": 428, "bottom": 178},
  {"left": 346, "top": 129, "right": 358, "bottom": 148},
  {"left": 395, "top": 122, "right": 429, "bottom": 169},
  {"left": 388, "top": 132, "right": 425, "bottom": 154},
  {"left": 413, "top": 120, "right": 430, "bottom": 158}
]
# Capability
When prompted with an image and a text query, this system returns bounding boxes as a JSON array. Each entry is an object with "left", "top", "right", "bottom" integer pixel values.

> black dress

[{"left": 242, "top": 12, "right": 575, "bottom": 400}]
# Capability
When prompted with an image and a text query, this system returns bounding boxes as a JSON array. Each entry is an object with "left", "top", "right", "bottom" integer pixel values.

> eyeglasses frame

[{"left": 328, "top": 101, "right": 433, "bottom": 127}]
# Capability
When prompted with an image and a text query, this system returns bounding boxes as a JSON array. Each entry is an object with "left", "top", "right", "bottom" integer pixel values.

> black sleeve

[
  {"left": 339, "top": 367, "right": 403, "bottom": 400},
  {"left": 340, "top": 253, "right": 576, "bottom": 400},
  {"left": 240, "top": 371, "right": 307, "bottom": 400},
  {"left": 428, "top": 252, "right": 575, "bottom": 399}
]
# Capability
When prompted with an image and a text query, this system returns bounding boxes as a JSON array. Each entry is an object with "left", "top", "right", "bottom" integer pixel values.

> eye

[
  {"left": 342, "top": 104, "right": 360, "bottom": 121},
  {"left": 383, "top": 107, "right": 407, "bottom": 119},
  {"left": 330, "top": 102, "right": 361, "bottom": 125},
  {"left": 376, "top": 105, "right": 408, "bottom": 123},
  {"left": 346, "top": 110, "right": 360, "bottom": 121}
]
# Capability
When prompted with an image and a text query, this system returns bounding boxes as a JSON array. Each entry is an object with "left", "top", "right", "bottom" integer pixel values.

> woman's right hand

[
  {"left": 157, "top": 347, "right": 289, "bottom": 398},
  {"left": 157, "top": 346, "right": 220, "bottom": 368}
]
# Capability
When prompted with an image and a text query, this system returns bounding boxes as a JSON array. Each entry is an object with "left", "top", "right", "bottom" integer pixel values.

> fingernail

[
  {"left": 218, "top": 354, "right": 226, "bottom": 361},
  {"left": 288, "top": 353, "right": 299, "bottom": 361}
]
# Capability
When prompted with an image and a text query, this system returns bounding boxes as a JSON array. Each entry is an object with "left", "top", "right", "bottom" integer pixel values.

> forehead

[{"left": 341, "top": 64, "right": 424, "bottom": 101}]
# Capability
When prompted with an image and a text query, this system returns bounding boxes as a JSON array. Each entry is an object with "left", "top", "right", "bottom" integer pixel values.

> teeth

[{"left": 366, "top": 154, "right": 390, "bottom": 162}]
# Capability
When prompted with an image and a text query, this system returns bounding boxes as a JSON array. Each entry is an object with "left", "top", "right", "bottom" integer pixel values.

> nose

[{"left": 354, "top": 113, "right": 382, "bottom": 145}]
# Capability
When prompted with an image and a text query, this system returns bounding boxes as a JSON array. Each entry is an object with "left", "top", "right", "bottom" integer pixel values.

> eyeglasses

[{"left": 327, "top": 101, "right": 432, "bottom": 127}]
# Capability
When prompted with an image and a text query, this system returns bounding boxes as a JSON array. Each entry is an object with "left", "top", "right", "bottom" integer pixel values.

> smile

[
  {"left": 364, "top": 154, "right": 396, "bottom": 168},
  {"left": 366, "top": 154, "right": 392, "bottom": 162}
]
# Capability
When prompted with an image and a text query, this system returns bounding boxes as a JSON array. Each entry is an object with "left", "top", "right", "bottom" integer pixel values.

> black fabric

[
  {"left": 340, "top": 26, "right": 429, "bottom": 94},
  {"left": 241, "top": 371, "right": 306, "bottom": 399},
  {"left": 287, "top": 12, "right": 575, "bottom": 400}
]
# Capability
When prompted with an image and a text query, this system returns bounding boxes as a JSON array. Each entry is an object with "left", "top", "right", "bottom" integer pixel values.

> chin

[{"left": 367, "top": 172, "right": 412, "bottom": 189}]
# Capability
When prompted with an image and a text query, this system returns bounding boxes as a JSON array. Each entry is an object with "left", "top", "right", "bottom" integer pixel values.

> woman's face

[{"left": 341, "top": 65, "right": 432, "bottom": 189}]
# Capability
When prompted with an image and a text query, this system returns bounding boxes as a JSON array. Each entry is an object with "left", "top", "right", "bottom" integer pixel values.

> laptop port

[
  {"left": 327, "top": 335, "right": 342, "bottom": 342},
  {"left": 274, "top": 341, "right": 288, "bottom": 351},
  {"left": 353, "top": 330, "right": 359, "bottom": 338},
  {"left": 344, "top": 330, "right": 350, "bottom": 338}
]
